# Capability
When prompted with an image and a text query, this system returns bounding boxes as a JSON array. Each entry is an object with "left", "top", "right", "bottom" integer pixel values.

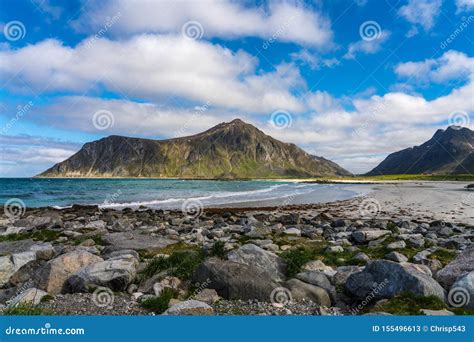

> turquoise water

[{"left": 0, "top": 178, "right": 371, "bottom": 209}]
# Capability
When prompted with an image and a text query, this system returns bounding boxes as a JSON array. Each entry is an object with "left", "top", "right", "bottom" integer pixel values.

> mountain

[
  {"left": 39, "top": 119, "right": 351, "bottom": 178},
  {"left": 367, "top": 126, "right": 474, "bottom": 175}
]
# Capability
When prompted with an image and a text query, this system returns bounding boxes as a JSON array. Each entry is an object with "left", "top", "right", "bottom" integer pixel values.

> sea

[{"left": 0, "top": 178, "right": 373, "bottom": 209}]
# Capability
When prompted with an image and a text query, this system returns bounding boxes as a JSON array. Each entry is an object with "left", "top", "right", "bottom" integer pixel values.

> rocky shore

[{"left": 0, "top": 196, "right": 473, "bottom": 316}]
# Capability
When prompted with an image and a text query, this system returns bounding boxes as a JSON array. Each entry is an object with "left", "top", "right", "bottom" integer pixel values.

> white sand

[{"left": 331, "top": 182, "right": 474, "bottom": 225}]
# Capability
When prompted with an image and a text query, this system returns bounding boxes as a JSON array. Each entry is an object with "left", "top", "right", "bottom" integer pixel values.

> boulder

[
  {"left": 227, "top": 244, "right": 286, "bottom": 281},
  {"left": 38, "top": 250, "right": 103, "bottom": 294},
  {"left": 193, "top": 289, "right": 220, "bottom": 305},
  {"left": 8, "top": 288, "right": 48, "bottom": 307},
  {"left": 449, "top": 271, "right": 474, "bottom": 309},
  {"left": 352, "top": 230, "right": 390, "bottom": 243},
  {"left": 283, "top": 279, "right": 331, "bottom": 306},
  {"left": 0, "top": 256, "right": 14, "bottom": 286},
  {"left": 295, "top": 271, "right": 335, "bottom": 299},
  {"left": 346, "top": 260, "right": 445, "bottom": 300},
  {"left": 67, "top": 256, "right": 138, "bottom": 292},
  {"left": 163, "top": 300, "right": 214, "bottom": 315},
  {"left": 103, "top": 231, "right": 177, "bottom": 254},
  {"left": 192, "top": 258, "right": 279, "bottom": 301},
  {"left": 436, "top": 245, "right": 474, "bottom": 288},
  {"left": 385, "top": 251, "right": 408, "bottom": 263}
]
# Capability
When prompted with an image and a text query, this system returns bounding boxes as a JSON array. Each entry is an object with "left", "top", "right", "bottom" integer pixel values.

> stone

[
  {"left": 385, "top": 251, "right": 408, "bottom": 263},
  {"left": 8, "top": 288, "right": 48, "bottom": 307},
  {"left": 436, "top": 245, "right": 474, "bottom": 288},
  {"left": 0, "top": 256, "right": 14, "bottom": 286},
  {"left": 325, "top": 246, "right": 344, "bottom": 253},
  {"left": 103, "top": 231, "right": 177, "bottom": 254},
  {"left": 283, "top": 228, "right": 301, "bottom": 236},
  {"left": 38, "top": 250, "right": 103, "bottom": 294},
  {"left": 386, "top": 240, "right": 406, "bottom": 250},
  {"left": 67, "top": 256, "right": 138, "bottom": 292},
  {"left": 352, "top": 230, "right": 390, "bottom": 243},
  {"left": 334, "top": 266, "right": 364, "bottom": 287},
  {"left": 163, "top": 300, "right": 213, "bottom": 315},
  {"left": 295, "top": 271, "right": 335, "bottom": 299},
  {"left": 352, "top": 252, "right": 370, "bottom": 262},
  {"left": 193, "top": 289, "right": 220, "bottom": 305},
  {"left": 227, "top": 244, "right": 286, "bottom": 281},
  {"left": 449, "top": 271, "right": 474, "bottom": 309},
  {"left": 301, "top": 260, "right": 336, "bottom": 277},
  {"left": 284, "top": 279, "right": 331, "bottom": 306},
  {"left": 346, "top": 260, "right": 445, "bottom": 300},
  {"left": 192, "top": 258, "right": 279, "bottom": 301}
]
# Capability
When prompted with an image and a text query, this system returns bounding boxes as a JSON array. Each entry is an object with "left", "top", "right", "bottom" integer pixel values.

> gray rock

[
  {"left": 38, "top": 250, "right": 103, "bottom": 294},
  {"left": 192, "top": 258, "right": 279, "bottom": 301},
  {"left": 436, "top": 245, "right": 474, "bottom": 288},
  {"left": 163, "top": 300, "right": 214, "bottom": 315},
  {"left": 386, "top": 240, "right": 406, "bottom": 250},
  {"left": 295, "top": 271, "right": 335, "bottom": 299},
  {"left": 334, "top": 266, "right": 364, "bottom": 286},
  {"left": 325, "top": 246, "right": 344, "bottom": 253},
  {"left": 421, "top": 309, "right": 455, "bottom": 316},
  {"left": 284, "top": 279, "right": 331, "bottom": 306},
  {"left": 227, "top": 244, "right": 286, "bottom": 281},
  {"left": 0, "top": 251, "right": 36, "bottom": 286},
  {"left": 352, "top": 230, "right": 390, "bottom": 243},
  {"left": 283, "top": 228, "right": 301, "bottom": 236},
  {"left": 67, "top": 257, "right": 138, "bottom": 292},
  {"left": 192, "top": 289, "right": 220, "bottom": 305},
  {"left": 352, "top": 252, "right": 370, "bottom": 262},
  {"left": 449, "top": 271, "right": 474, "bottom": 309},
  {"left": 103, "top": 231, "right": 177, "bottom": 254},
  {"left": 8, "top": 288, "right": 48, "bottom": 307},
  {"left": 385, "top": 251, "right": 408, "bottom": 263},
  {"left": 346, "top": 260, "right": 445, "bottom": 300}
]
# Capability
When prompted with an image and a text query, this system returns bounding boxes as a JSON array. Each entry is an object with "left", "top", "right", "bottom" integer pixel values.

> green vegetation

[
  {"left": 281, "top": 247, "right": 316, "bottom": 277},
  {"left": 429, "top": 248, "right": 458, "bottom": 266},
  {"left": 370, "top": 293, "right": 446, "bottom": 315},
  {"left": 140, "top": 288, "right": 176, "bottom": 314},
  {"left": 210, "top": 241, "right": 226, "bottom": 259},
  {"left": 141, "top": 250, "right": 204, "bottom": 280},
  {"left": 369, "top": 292, "right": 474, "bottom": 315},
  {"left": 2, "top": 303, "right": 51, "bottom": 316},
  {"left": 0, "top": 229, "right": 64, "bottom": 243}
]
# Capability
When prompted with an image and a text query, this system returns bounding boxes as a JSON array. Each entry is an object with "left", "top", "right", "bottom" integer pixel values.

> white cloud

[
  {"left": 73, "top": 0, "right": 333, "bottom": 48},
  {"left": 290, "top": 49, "right": 340, "bottom": 70},
  {"left": 456, "top": 0, "right": 474, "bottom": 13},
  {"left": 395, "top": 50, "right": 474, "bottom": 84},
  {"left": 398, "top": 0, "right": 442, "bottom": 33},
  {"left": 0, "top": 135, "right": 80, "bottom": 177},
  {"left": 0, "top": 35, "right": 305, "bottom": 113},
  {"left": 344, "top": 31, "right": 390, "bottom": 59}
]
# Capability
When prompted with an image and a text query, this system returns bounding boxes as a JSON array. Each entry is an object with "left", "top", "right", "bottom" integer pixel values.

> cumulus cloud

[
  {"left": 72, "top": 0, "right": 333, "bottom": 48},
  {"left": 395, "top": 50, "right": 474, "bottom": 84},
  {"left": 398, "top": 0, "right": 442, "bottom": 33},
  {"left": 0, "top": 35, "right": 305, "bottom": 113},
  {"left": 0, "top": 135, "right": 80, "bottom": 177},
  {"left": 344, "top": 31, "right": 390, "bottom": 59}
]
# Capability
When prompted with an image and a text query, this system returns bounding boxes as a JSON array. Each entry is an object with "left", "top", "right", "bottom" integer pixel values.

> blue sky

[{"left": 0, "top": 0, "right": 473, "bottom": 176}]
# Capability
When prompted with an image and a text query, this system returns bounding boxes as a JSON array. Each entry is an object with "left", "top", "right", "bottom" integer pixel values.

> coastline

[{"left": 0, "top": 181, "right": 472, "bottom": 316}]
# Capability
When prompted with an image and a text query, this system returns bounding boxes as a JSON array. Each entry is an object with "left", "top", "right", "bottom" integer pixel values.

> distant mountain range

[
  {"left": 367, "top": 126, "right": 474, "bottom": 175},
  {"left": 39, "top": 119, "right": 351, "bottom": 179}
]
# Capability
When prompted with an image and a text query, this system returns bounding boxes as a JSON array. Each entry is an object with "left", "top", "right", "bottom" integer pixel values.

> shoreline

[{"left": 0, "top": 181, "right": 472, "bottom": 316}]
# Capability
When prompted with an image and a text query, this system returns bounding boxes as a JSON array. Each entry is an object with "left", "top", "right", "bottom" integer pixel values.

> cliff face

[
  {"left": 39, "top": 119, "right": 351, "bottom": 178},
  {"left": 367, "top": 126, "right": 474, "bottom": 175}
]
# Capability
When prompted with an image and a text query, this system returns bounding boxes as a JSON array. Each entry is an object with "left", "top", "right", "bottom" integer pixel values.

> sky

[{"left": 0, "top": 0, "right": 473, "bottom": 177}]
